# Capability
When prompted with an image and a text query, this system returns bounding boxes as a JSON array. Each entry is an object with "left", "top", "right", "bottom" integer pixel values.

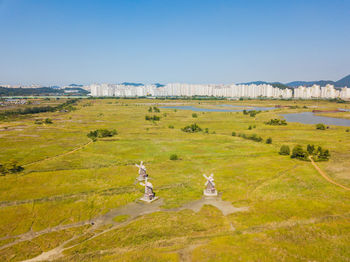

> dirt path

[
  {"left": 23, "top": 139, "right": 93, "bottom": 167},
  {"left": 25, "top": 211, "right": 350, "bottom": 262},
  {"left": 2, "top": 196, "right": 247, "bottom": 261},
  {"left": 309, "top": 156, "right": 350, "bottom": 191}
]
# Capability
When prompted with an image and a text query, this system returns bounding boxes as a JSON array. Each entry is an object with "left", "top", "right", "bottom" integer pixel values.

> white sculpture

[
  {"left": 203, "top": 174, "right": 218, "bottom": 196},
  {"left": 139, "top": 177, "right": 158, "bottom": 202},
  {"left": 135, "top": 161, "right": 148, "bottom": 181}
]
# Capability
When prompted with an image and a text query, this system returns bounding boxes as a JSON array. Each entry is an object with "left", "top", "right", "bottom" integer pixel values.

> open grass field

[{"left": 0, "top": 98, "right": 349, "bottom": 261}]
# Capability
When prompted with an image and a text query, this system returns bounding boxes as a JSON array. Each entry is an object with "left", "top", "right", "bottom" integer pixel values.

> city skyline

[{"left": 1, "top": 0, "right": 350, "bottom": 85}]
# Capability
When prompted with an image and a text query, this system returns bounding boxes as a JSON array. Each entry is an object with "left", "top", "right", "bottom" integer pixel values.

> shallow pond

[{"left": 280, "top": 112, "right": 350, "bottom": 127}]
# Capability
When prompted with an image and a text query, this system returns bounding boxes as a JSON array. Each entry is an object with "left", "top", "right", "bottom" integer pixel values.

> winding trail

[
  {"left": 23, "top": 139, "right": 93, "bottom": 167},
  {"left": 309, "top": 156, "right": 350, "bottom": 191},
  {"left": 1, "top": 196, "right": 248, "bottom": 262}
]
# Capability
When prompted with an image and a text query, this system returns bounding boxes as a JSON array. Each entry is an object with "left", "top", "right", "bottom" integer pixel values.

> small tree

[
  {"left": 279, "top": 145, "right": 290, "bottom": 155},
  {"left": 192, "top": 113, "right": 198, "bottom": 118},
  {"left": 181, "top": 123, "right": 202, "bottom": 133},
  {"left": 316, "top": 123, "right": 326, "bottom": 130},
  {"left": 248, "top": 125, "right": 252, "bottom": 130},
  {"left": 170, "top": 154, "right": 178, "bottom": 160},
  {"left": 148, "top": 107, "right": 153, "bottom": 112},
  {"left": 44, "top": 118, "right": 53, "bottom": 124},
  {"left": 291, "top": 145, "right": 308, "bottom": 160},
  {"left": 232, "top": 131, "right": 236, "bottom": 136},
  {"left": 307, "top": 144, "right": 315, "bottom": 154},
  {"left": 266, "top": 137, "right": 272, "bottom": 144},
  {"left": 0, "top": 160, "right": 24, "bottom": 175},
  {"left": 168, "top": 125, "right": 174, "bottom": 129}
]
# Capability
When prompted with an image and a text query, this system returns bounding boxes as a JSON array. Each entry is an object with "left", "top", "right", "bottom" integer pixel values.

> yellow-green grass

[{"left": 0, "top": 98, "right": 349, "bottom": 261}]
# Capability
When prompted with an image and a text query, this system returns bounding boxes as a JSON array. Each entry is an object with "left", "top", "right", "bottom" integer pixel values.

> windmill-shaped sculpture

[
  {"left": 135, "top": 161, "right": 148, "bottom": 181},
  {"left": 139, "top": 177, "right": 158, "bottom": 202},
  {"left": 203, "top": 174, "right": 218, "bottom": 196}
]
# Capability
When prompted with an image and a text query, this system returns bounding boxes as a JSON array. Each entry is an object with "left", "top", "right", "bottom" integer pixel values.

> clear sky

[{"left": 0, "top": 0, "right": 349, "bottom": 86}]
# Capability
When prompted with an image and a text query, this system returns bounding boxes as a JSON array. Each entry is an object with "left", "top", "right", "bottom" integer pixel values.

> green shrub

[
  {"left": 170, "top": 154, "right": 179, "bottom": 160},
  {"left": 192, "top": 113, "right": 198, "bottom": 118},
  {"left": 0, "top": 161, "right": 24, "bottom": 175},
  {"left": 168, "top": 125, "right": 174, "bottom": 129},
  {"left": 265, "top": 119, "right": 287, "bottom": 126},
  {"left": 243, "top": 110, "right": 261, "bottom": 117},
  {"left": 310, "top": 145, "right": 330, "bottom": 161},
  {"left": 145, "top": 115, "right": 160, "bottom": 121},
  {"left": 87, "top": 129, "right": 118, "bottom": 141},
  {"left": 44, "top": 118, "right": 53, "bottom": 124},
  {"left": 279, "top": 145, "right": 290, "bottom": 155},
  {"left": 307, "top": 144, "right": 315, "bottom": 154},
  {"left": 231, "top": 131, "right": 236, "bottom": 136},
  {"left": 238, "top": 133, "right": 263, "bottom": 142},
  {"left": 316, "top": 123, "right": 326, "bottom": 130},
  {"left": 291, "top": 145, "right": 308, "bottom": 161},
  {"left": 266, "top": 137, "right": 272, "bottom": 144},
  {"left": 181, "top": 123, "right": 202, "bottom": 133}
]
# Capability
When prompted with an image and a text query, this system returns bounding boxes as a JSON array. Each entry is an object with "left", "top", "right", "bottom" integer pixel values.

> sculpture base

[
  {"left": 203, "top": 190, "right": 218, "bottom": 196},
  {"left": 137, "top": 176, "right": 148, "bottom": 181},
  {"left": 139, "top": 196, "right": 158, "bottom": 203}
]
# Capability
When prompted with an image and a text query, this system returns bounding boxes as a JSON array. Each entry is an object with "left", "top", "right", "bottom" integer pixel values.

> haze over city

[{"left": 1, "top": 0, "right": 350, "bottom": 86}]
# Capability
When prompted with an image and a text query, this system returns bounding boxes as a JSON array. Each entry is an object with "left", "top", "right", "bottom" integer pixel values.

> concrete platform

[
  {"left": 203, "top": 190, "right": 218, "bottom": 196},
  {"left": 139, "top": 196, "right": 159, "bottom": 203}
]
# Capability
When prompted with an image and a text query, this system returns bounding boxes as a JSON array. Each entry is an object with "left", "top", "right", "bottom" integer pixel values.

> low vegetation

[
  {"left": 35, "top": 118, "right": 53, "bottom": 124},
  {"left": 0, "top": 98, "right": 348, "bottom": 261},
  {"left": 291, "top": 145, "right": 309, "bottom": 161},
  {"left": 0, "top": 99, "right": 78, "bottom": 120},
  {"left": 307, "top": 144, "right": 331, "bottom": 161},
  {"left": 0, "top": 161, "right": 24, "bottom": 175},
  {"left": 87, "top": 129, "right": 118, "bottom": 141},
  {"left": 279, "top": 145, "right": 290, "bottom": 155},
  {"left": 148, "top": 106, "right": 160, "bottom": 113},
  {"left": 265, "top": 118, "right": 287, "bottom": 125},
  {"left": 243, "top": 110, "right": 261, "bottom": 117},
  {"left": 289, "top": 144, "right": 330, "bottom": 161},
  {"left": 169, "top": 154, "right": 179, "bottom": 160},
  {"left": 145, "top": 115, "right": 161, "bottom": 121},
  {"left": 238, "top": 133, "right": 263, "bottom": 142},
  {"left": 316, "top": 123, "right": 326, "bottom": 130},
  {"left": 181, "top": 123, "right": 202, "bottom": 133}
]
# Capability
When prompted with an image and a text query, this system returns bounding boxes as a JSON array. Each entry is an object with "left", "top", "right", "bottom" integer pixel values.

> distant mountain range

[
  {"left": 286, "top": 74, "right": 350, "bottom": 88},
  {"left": 237, "top": 81, "right": 291, "bottom": 89},
  {"left": 240, "top": 74, "right": 350, "bottom": 89}
]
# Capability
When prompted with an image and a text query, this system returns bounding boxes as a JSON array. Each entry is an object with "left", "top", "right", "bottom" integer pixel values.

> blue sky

[{"left": 0, "top": 0, "right": 349, "bottom": 85}]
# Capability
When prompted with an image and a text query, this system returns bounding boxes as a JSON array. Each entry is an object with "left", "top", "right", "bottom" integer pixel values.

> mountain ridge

[{"left": 239, "top": 74, "right": 350, "bottom": 88}]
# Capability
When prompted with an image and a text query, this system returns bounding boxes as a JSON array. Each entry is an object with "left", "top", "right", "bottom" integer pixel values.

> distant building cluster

[
  {"left": 294, "top": 84, "right": 350, "bottom": 99},
  {"left": 90, "top": 83, "right": 350, "bottom": 99},
  {"left": 90, "top": 83, "right": 293, "bottom": 98},
  {"left": 90, "top": 84, "right": 156, "bottom": 97}
]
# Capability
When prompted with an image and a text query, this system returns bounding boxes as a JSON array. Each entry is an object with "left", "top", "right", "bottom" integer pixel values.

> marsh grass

[{"left": 0, "top": 98, "right": 349, "bottom": 261}]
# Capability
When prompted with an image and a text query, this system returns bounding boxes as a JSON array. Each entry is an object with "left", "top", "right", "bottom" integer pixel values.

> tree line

[
  {"left": 279, "top": 144, "right": 330, "bottom": 161},
  {"left": 0, "top": 99, "right": 79, "bottom": 120}
]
